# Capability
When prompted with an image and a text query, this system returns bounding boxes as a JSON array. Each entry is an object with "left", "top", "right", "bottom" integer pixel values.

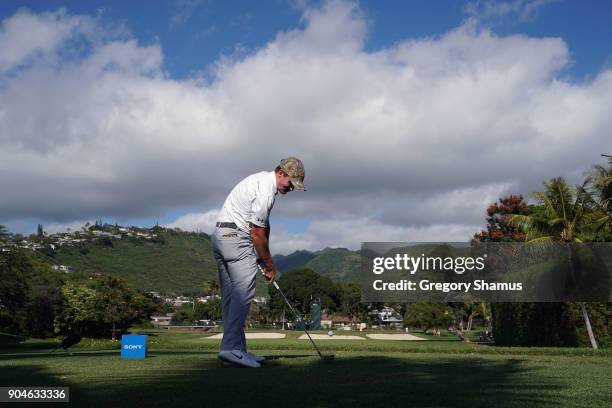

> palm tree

[
  {"left": 207, "top": 279, "right": 219, "bottom": 299},
  {"left": 586, "top": 157, "right": 612, "bottom": 236},
  {"left": 509, "top": 177, "right": 599, "bottom": 349}
]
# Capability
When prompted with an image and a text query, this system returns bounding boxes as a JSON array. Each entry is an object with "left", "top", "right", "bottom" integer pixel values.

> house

[
  {"left": 253, "top": 296, "right": 267, "bottom": 305},
  {"left": 321, "top": 313, "right": 354, "bottom": 329},
  {"left": 151, "top": 314, "right": 173, "bottom": 327},
  {"left": 168, "top": 296, "right": 192, "bottom": 307},
  {"left": 379, "top": 306, "right": 395, "bottom": 319},
  {"left": 52, "top": 265, "right": 74, "bottom": 273},
  {"left": 197, "top": 319, "right": 218, "bottom": 327},
  {"left": 381, "top": 317, "right": 404, "bottom": 328}
]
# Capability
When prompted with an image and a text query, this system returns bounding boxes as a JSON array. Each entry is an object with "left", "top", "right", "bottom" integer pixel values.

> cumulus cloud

[
  {"left": 164, "top": 208, "right": 219, "bottom": 232},
  {"left": 1, "top": 1, "right": 610, "bottom": 253},
  {"left": 0, "top": 9, "right": 88, "bottom": 74}
]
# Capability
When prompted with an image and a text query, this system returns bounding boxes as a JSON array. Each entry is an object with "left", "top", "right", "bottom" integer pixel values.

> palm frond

[
  {"left": 525, "top": 236, "right": 554, "bottom": 244},
  {"left": 533, "top": 192, "right": 559, "bottom": 219}
]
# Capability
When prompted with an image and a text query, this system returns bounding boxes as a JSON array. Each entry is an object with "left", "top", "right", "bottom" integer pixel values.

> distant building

[
  {"left": 381, "top": 317, "right": 404, "bottom": 328},
  {"left": 253, "top": 296, "right": 267, "bottom": 305},
  {"left": 52, "top": 265, "right": 74, "bottom": 273},
  {"left": 150, "top": 314, "right": 173, "bottom": 327},
  {"left": 321, "top": 313, "right": 354, "bottom": 329}
]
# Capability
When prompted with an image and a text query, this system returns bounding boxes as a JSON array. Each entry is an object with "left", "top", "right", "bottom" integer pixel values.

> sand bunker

[
  {"left": 203, "top": 332, "right": 286, "bottom": 339},
  {"left": 298, "top": 334, "right": 365, "bottom": 340},
  {"left": 366, "top": 334, "right": 426, "bottom": 341}
]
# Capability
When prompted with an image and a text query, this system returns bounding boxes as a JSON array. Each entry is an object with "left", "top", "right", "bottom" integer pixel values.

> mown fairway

[{"left": 1, "top": 330, "right": 610, "bottom": 408}]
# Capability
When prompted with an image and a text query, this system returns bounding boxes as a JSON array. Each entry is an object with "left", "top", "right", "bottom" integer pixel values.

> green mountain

[
  {"left": 273, "top": 250, "right": 317, "bottom": 272},
  {"left": 305, "top": 247, "right": 362, "bottom": 281},
  {"left": 272, "top": 244, "right": 475, "bottom": 283},
  {"left": 30, "top": 229, "right": 266, "bottom": 296},
  {"left": 274, "top": 247, "right": 364, "bottom": 282}
]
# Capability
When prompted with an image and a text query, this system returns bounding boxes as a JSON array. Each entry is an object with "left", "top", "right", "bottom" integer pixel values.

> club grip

[{"left": 258, "top": 263, "right": 279, "bottom": 288}]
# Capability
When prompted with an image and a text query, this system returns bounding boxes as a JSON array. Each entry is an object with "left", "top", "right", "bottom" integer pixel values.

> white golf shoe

[
  {"left": 244, "top": 351, "right": 265, "bottom": 362},
  {"left": 218, "top": 349, "right": 261, "bottom": 368}
]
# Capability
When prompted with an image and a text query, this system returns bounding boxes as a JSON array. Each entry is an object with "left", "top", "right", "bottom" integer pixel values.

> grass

[{"left": 0, "top": 329, "right": 610, "bottom": 407}]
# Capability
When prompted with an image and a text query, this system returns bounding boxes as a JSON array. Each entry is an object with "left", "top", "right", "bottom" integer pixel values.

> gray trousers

[{"left": 211, "top": 226, "right": 257, "bottom": 352}]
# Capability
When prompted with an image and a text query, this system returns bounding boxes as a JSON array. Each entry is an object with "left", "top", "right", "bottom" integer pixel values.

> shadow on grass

[
  {"left": 0, "top": 339, "right": 57, "bottom": 351},
  {"left": 0, "top": 352, "right": 568, "bottom": 408},
  {"left": 0, "top": 364, "right": 74, "bottom": 388},
  {"left": 0, "top": 350, "right": 224, "bottom": 361}
]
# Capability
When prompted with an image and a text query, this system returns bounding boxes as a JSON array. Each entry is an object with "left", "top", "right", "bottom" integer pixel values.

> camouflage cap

[{"left": 279, "top": 157, "right": 306, "bottom": 190}]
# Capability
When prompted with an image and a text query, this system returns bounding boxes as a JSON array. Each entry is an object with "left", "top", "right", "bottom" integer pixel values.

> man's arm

[{"left": 251, "top": 224, "right": 276, "bottom": 282}]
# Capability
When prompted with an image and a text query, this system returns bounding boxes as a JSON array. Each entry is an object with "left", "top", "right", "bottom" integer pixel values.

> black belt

[{"left": 216, "top": 222, "right": 238, "bottom": 229}]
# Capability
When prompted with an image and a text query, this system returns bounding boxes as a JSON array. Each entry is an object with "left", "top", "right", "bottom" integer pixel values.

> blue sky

[{"left": 0, "top": 0, "right": 610, "bottom": 253}]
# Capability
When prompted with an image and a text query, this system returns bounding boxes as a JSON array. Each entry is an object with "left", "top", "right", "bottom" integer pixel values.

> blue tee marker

[{"left": 121, "top": 335, "right": 147, "bottom": 359}]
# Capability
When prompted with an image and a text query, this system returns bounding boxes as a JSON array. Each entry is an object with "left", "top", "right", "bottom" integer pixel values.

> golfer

[{"left": 212, "top": 157, "right": 306, "bottom": 368}]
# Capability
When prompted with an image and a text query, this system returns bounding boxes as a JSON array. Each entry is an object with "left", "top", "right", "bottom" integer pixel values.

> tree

[
  {"left": 54, "top": 281, "right": 98, "bottom": 335},
  {"left": 207, "top": 279, "right": 219, "bottom": 299},
  {"left": 449, "top": 301, "right": 491, "bottom": 332},
  {"left": 171, "top": 307, "right": 195, "bottom": 325},
  {"left": 586, "top": 157, "right": 612, "bottom": 240},
  {"left": 475, "top": 195, "right": 529, "bottom": 242},
  {"left": 0, "top": 251, "right": 29, "bottom": 334},
  {"left": 192, "top": 298, "right": 222, "bottom": 322},
  {"left": 268, "top": 268, "right": 338, "bottom": 319},
  {"left": 95, "top": 277, "right": 131, "bottom": 340},
  {"left": 91, "top": 277, "right": 160, "bottom": 339},
  {"left": 24, "top": 261, "right": 64, "bottom": 338},
  {"left": 336, "top": 282, "right": 365, "bottom": 321},
  {"left": 404, "top": 303, "right": 452, "bottom": 334},
  {"left": 509, "top": 177, "right": 601, "bottom": 349},
  {"left": 473, "top": 196, "right": 529, "bottom": 344},
  {"left": 0, "top": 249, "right": 64, "bottom": 338},
  {"left": 55, "top": 277, "right": 161, "bottom": 338}
]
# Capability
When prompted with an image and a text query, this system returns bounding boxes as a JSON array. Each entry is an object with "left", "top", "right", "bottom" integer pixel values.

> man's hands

[
  {"left": 259, "top": 263, "right": 277, "bottom": 284},
  {"left": 251, "top": 223, "right": 276, "bottom": 283}
]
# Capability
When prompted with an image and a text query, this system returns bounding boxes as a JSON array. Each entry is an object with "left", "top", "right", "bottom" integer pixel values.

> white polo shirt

[{"left": 217, "top": 171, "right": 278, "bottom": 233}]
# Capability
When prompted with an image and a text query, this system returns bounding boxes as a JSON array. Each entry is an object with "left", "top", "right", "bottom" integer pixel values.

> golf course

[{"left": 1, "top": 329, "right": 610, "bottom": 407}]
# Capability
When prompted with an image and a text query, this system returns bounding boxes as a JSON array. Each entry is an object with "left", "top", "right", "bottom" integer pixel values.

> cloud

[
  {"left": 44, "top": 219, "right": 93, "bottom": 234},
  {"left": 464, "top": 0, "right": 560, "bottom": 25},
  {"left": 0, "top": 9, "right": 94, "bottom": 74},
  {"left": 269, "top": 218, "right": 478, "bottom": 255},
  {"left": 164, "top": 209, "right": 219, "bottom": 232},
  {"left": 1, "top": 1, "right": 610, "bottom": 252}
]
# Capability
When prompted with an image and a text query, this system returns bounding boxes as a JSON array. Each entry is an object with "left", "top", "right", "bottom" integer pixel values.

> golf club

[{"left": 257, "top": 263, "right": 335, "bottom": 362}]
